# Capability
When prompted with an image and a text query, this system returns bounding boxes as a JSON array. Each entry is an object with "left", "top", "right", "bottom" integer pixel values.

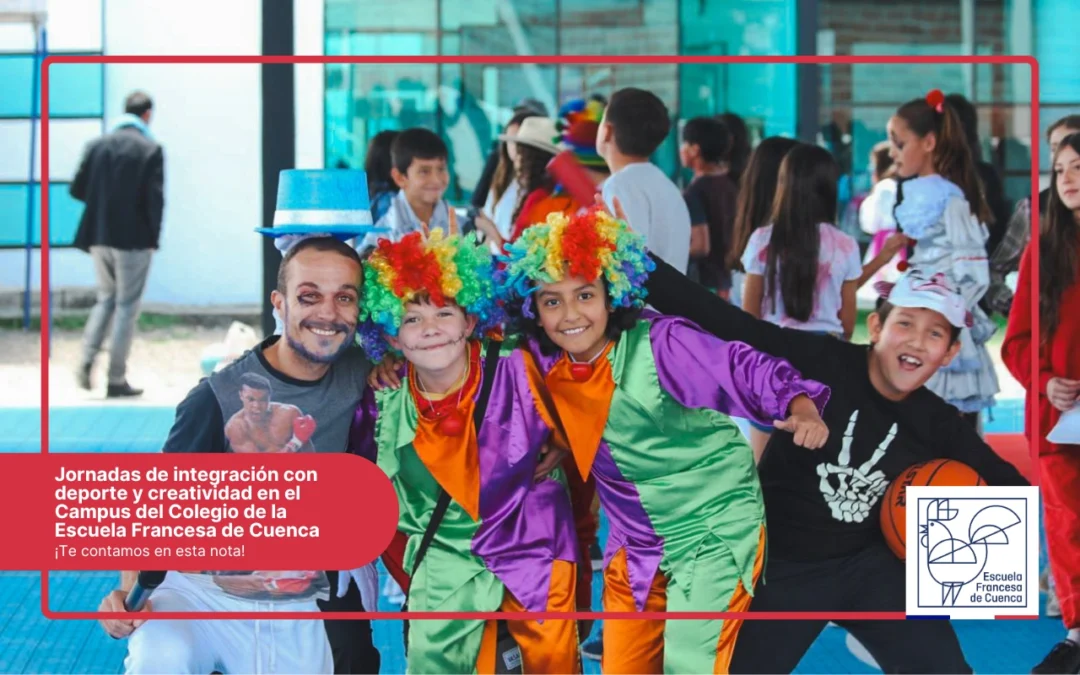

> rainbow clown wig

[
  {"left": 558, "top": 98, "right": 607, "bottom": 171},
  {"left": 357, "top": 230, "right": 504, "bottom": 362},
  {"left": 497, "top": 206, "right": 655, "bottom": 320}
]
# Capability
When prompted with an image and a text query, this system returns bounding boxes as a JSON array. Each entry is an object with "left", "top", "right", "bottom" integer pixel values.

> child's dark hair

[
  {"left": 894, "top": 96, "right": 992, "bottom": 225},
  {"left": 728, "top": 136, "right": 801, "bottom": 272},
  {"left": 717, "top": 112, "right": 751, "bottom": 184},
  {"left": 763, "top": 144, "right": 839, "bottom": 322},
  {"left": 682, "top": 117, "right": 730, "bottom": 165},
  {"left": 511, "top": 144, "right": 556, "bottom": 226},
  {"left": 390, "top": 127, "right": 448, "bottom": 175},
  {"left": 874, "top": 298, "right": 962, "bottom": 344},
  {"left": 1048, "top": 115, "right": 1080, "bottom": 142},
  {"left": 364, "top": 130, "right": 400, "bottom": 195},
  {"left": 605, "top": 88, "right": 670, "bottom": 158},
  {"left": 505, "top": 280, "right": 642, "bottom": 356},
  {"left": 491, "top": 110, "right": 539, "bottom": 205},
  {"left": 943, "top": 93, "right": 981, "bottom": 160}
]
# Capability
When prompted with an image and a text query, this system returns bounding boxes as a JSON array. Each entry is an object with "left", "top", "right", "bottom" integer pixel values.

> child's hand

[
  {"left": 368, "top": 356, "right": 404, "bottom": 391},
  {"left": 883, "top": 232, "right": 911, "bottom": 256},
  {"left": 592, "top": 193, "right": 630, "bottom": 227},
  {"left": 774, "top": 394, "right": 829, "bottom": 449},
  {"left": 448, "top": 207, "right": 460, "bottom": 235},
  {"left": 1047, "top": 377, "right": 1080, "bottom": 412},
  {"left": 534, "top": 439, "right": 568, "bottom": 482}
]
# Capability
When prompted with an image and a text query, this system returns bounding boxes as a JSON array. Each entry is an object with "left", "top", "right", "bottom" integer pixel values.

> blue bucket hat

[{"left": 255, "top": 169, "right": 390, "bottom": 243}]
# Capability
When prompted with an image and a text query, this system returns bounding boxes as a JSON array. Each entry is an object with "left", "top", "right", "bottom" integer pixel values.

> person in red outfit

[{"left": 1003, "top": 132, "right": 1080, "bottom": 675}]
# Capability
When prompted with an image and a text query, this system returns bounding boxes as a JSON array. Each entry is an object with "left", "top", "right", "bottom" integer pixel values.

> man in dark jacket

[{"left": 70, "top": 91, "right": 164, "bottom": 398}]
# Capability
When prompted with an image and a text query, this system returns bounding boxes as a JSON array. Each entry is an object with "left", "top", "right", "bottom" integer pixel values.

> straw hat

[{"left": 498, "top": 117, "right": 559, "bottom": 154}]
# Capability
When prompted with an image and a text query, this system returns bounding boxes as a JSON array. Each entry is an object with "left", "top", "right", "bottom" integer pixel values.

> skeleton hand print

[{"left": 816, "top": 410, "right": 897, "bottom": 523}]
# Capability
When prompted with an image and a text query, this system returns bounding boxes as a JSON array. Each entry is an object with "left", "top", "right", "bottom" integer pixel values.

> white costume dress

[
  {"left": 856, "top": 177, "right": 901, "bottom": 306},
  {"left": 895, "top": 174, "right": 999, "bottom": 414}
]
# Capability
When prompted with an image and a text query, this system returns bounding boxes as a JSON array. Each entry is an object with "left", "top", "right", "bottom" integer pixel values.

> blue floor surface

[{"left": 2, "top": 401, "right": 1056, "bottom": 673}]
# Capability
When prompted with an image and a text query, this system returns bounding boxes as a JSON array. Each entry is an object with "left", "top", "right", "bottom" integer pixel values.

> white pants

[{"left": 124, "top": 572, "right": 333, "bottom": 674}]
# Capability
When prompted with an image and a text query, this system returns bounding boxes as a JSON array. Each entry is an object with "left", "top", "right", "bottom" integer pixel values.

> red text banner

[{"left": 0, "top": 452, "right": 397, "bottom": 571}]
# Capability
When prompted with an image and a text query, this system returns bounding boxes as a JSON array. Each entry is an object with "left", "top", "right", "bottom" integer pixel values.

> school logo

[{"left": 905, "top": 486, "right": 1040, "bottom": 619}]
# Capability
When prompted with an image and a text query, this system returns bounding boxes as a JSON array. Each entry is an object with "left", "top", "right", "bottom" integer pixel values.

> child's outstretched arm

[
  {"left": 650, "top": 316, "right": 831, "bottom": 448},
  {"left": 926, "top": 394, "right": 1030, "bottom": 486}
]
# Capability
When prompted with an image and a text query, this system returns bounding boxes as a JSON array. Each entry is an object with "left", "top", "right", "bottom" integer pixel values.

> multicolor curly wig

[
  {"left": 357, "top": 230, "right": 504, "bottom": 362},
  {"left": 497, "top": 205, "right": 655, "bottom": 317},
  {"left": 557, "top": 98, "right": 607, "bottom": 171}
]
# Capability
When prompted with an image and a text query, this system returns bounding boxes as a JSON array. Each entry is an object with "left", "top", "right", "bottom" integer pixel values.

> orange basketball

[{"left": 880, "top": 459, "right": 986, "bottom": 560}]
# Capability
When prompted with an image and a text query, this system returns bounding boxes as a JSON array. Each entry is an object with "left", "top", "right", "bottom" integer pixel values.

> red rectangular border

[{"left": 40, "top": 54, "right": 1041, "bottom": 622}]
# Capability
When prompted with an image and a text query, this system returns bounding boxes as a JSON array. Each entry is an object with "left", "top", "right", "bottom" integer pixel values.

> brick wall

[
  {"left": 820, "top": 0, "right": 1008, "bottom": 115},
  {"left": 457, "top": 0, "right": 680, "bottom": 110},
  {"left": 818, "top": 0, "right": 1015, "bottom": 187}
]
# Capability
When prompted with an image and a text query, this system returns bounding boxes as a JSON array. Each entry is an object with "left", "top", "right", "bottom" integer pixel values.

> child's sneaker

[{"left": 1031, "top": 639, "right": 1080, "bottom": 674}]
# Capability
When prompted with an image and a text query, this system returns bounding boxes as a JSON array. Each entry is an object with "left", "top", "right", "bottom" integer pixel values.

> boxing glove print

[
  {"left": 281, "top": 414, "right": 317, "bottom": 452},
  {"left": 293, "top": 414, "right": 317, "bottom": 443}
]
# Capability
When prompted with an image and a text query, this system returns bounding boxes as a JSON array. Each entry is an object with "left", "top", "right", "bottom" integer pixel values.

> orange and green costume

[
  {"left": 354, "top": 231, "right": 582, "bottom": 674},
  {"left": 499, "top": 208, "right": 831, "bottom": 673}
]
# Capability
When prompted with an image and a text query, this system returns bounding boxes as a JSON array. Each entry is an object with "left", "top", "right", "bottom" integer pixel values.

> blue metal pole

[
  {"left": 42, "top": 26, "right": 51, "bottom": 356},
  {"left": 24, "top": 24, "right": 44, "bottom": 332}
]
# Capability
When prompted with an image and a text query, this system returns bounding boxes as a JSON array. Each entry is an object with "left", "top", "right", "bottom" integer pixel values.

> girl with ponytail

[{"left": 886, "top": 89, "right": 998, "bottom": 429}]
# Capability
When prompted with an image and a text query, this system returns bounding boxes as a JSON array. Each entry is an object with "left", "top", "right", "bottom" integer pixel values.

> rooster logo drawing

[{"left": 919, "top": 499, "right": 1022, "bottom": 606}]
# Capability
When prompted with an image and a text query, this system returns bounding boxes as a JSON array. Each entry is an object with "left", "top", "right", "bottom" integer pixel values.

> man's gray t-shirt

[
  {"left": 163, "top": 336, "right": 371, "bottom": 456},
  {"left": 161, "top": 335, "right": 372, "bottom": 602}
]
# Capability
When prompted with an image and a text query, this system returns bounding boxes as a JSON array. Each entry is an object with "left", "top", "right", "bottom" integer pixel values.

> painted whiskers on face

[
  {"left": 390, "top": 301, "right": 478, "bottom": 388},
  {"left": 399, "top": 329, "right": 470, "bottom": 353}
]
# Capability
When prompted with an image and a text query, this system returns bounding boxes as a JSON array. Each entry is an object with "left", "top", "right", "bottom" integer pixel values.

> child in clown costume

[
  {"left": 348, "top": 229, "right": 581, "bottom": 675},
  {"left": 496, "top": 207, "right": 832, "bottom": 674}
]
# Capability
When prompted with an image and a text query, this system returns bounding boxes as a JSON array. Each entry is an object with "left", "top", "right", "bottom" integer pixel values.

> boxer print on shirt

[
  {"left": 172, "top": 338, "right": 373, "bottom": 603},
  {"left": 223, "top": 372, "right": 319, "bottom": 453}
]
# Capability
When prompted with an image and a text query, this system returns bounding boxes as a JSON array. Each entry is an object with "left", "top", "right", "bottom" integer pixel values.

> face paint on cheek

[{"left": 399, "top": 329, "right": 470, "bottom": 353}]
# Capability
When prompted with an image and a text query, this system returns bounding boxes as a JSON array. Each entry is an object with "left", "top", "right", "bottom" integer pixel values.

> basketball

[{"left": 880, "top": 459, "right": 986, "bottom": 559}]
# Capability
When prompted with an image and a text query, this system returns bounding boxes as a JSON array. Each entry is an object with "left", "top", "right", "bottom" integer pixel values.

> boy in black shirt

[{"left": 645, "top": 258, "right": 1029, "bottom": 673}]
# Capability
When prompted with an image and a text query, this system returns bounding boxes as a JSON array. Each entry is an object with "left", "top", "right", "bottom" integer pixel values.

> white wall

[
  {"left": 0, "top": 0, "right": 264, "bottom": 307},
  {"left": 294, "top": 0, "right": 325, "bottom": 169}
]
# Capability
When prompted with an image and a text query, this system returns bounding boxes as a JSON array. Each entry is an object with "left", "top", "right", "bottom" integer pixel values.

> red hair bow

[{"left": 926, "top": 89, "right": 945, "bottom": 114}]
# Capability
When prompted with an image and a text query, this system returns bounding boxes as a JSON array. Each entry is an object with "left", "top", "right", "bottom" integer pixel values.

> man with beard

[{"left": 97, "top": 230, "right": 382, "bottom": 672}]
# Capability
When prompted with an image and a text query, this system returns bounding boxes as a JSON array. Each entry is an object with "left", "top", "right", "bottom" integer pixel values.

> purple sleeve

[
  {"left": 347, "top": 386, "right": 380, "bottom": 463},
  {"left": 519, "top": 334, "right": 562, "bottom": 375},
  {"left": 649, "top": 316, "right": 831, "bottom": 425}
]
